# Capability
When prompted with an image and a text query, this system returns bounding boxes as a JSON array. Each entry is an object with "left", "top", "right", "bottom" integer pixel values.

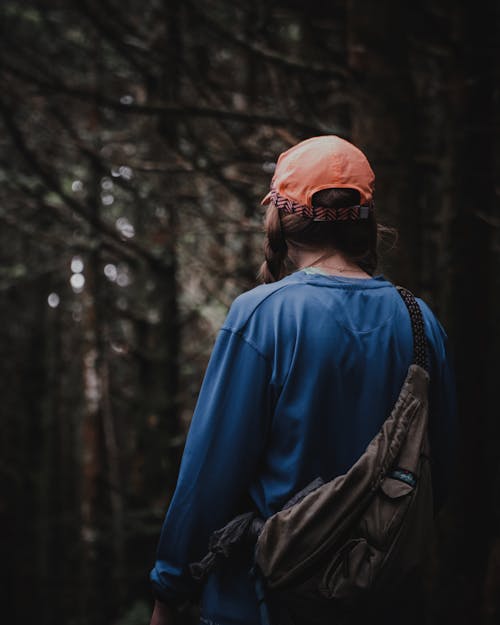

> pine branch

[
  {"left": 0, "top": 61, "right": 333, "bottom": 135},
  {"left": 0, "top": 98, "right": 173, "bottom": 273}
]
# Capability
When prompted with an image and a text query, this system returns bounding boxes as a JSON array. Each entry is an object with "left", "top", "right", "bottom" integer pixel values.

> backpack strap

[{"left": 395, "top": 286, "right": 429, "bottom": 372}]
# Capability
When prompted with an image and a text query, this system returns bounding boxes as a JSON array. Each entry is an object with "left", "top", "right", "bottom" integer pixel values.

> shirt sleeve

[{"left": 150, "top": 326, "right": 272, "bottom": 606}]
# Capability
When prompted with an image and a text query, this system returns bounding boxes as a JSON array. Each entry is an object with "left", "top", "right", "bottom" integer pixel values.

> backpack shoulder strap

[{"left": 395, "top": 286, "right": 429, "bottom": 373}]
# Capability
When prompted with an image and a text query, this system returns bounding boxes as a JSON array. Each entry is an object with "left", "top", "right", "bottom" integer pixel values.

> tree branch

[
  {"left": 188, "top": 1, "right": 349, "bottom": 79},
  {"left": 0, "top": 61, "right": 333, "bottom": 135},
  {"left": 0, "top": 99, "right": 173, "bottom": 273}
]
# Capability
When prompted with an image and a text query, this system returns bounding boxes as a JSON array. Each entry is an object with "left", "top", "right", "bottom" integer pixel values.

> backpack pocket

[
  {"left": 363, "top": 476, "right": 415, "bottom": 551},
  {"left": 319, "top": 537, "right": 380, "bottom": 599},
  {"left": 317, "top": 477, "right": 416, "bottom": 600}
]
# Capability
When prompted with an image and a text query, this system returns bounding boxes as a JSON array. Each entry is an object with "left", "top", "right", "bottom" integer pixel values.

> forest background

[{"left": 1, "top": 1, "right": 499, "bottom": 624}]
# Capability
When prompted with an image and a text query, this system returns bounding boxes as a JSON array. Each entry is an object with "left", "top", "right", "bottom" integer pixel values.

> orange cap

[{"left": 261, "top": 135, "right": 375, "bottom": 221}]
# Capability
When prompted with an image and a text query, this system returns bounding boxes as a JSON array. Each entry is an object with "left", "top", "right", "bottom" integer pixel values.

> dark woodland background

[{"left": 0, "top": 1, "right": 499, "bottom": 624}]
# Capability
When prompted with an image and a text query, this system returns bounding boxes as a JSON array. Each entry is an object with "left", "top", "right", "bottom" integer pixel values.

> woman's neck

[{"left": 289, "top": 247, "right": 371, "bottom": 278}]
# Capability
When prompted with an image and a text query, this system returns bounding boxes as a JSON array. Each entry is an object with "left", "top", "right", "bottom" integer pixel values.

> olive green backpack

[{"left": 190, "top": 286, "right": 434, "bottom": 624}]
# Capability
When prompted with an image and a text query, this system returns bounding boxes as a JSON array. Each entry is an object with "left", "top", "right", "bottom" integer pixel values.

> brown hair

[{"left": 258, "top": 188, "right": 397, "bottom": 284}]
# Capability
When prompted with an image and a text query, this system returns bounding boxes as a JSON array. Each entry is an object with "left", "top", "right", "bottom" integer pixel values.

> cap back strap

[{"left": 269, "top": 189, "right": 373, "bottom": 221}]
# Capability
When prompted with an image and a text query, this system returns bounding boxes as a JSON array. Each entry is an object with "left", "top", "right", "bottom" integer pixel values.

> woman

[{"left": 149, "top": 136, "right": 458, "bottom": 625}]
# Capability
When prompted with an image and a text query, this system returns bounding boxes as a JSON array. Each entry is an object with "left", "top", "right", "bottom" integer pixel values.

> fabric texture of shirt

[{"left": 150, "top": 269, "right": 458, "bottom": 625}]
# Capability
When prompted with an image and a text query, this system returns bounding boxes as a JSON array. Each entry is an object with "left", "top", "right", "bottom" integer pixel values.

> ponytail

[{"left": 257, "top": 202, "right": 288, "bottom": 283}]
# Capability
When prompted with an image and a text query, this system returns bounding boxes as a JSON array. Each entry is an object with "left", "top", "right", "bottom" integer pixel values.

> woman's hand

[{"left": 150, "top": 599, "right": 175, "bottom": 625}]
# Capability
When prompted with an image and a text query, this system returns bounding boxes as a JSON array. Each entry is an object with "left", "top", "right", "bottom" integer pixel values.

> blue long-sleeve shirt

[{"left": 150, "top": 269, "right": 458, "bottom": 625}]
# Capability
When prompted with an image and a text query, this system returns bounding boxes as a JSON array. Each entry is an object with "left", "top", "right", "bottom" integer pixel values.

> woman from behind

[{"left": 150, "top": 135, "right": 458, "bottom": 625}]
